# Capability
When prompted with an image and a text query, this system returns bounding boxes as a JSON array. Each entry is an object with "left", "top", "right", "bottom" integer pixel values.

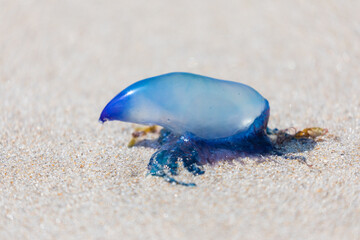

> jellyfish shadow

[
  {"left": 125, "top": 127, "right": 321, "bottom": 186},
  {"left": 132, "top": 132, "right": 317, "bottom": 168}
]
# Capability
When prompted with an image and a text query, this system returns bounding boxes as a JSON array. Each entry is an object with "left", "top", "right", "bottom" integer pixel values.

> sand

[{"left": 1, "top": 0, "right": 359, "bottom": 239}]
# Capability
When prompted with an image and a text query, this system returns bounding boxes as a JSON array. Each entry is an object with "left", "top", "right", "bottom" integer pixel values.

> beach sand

[{"left": 0, "top": 1, "right": 359, "bottom": 239}]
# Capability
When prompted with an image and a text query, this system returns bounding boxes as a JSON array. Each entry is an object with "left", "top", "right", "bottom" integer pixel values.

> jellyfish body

[{"left": 100, "top": 72, "right": 273, "bottom": 186}]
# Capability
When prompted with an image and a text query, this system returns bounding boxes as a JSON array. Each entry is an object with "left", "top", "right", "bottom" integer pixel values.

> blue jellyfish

[{"left": 100, "top": 72, "right": 274, "bottom": 186}]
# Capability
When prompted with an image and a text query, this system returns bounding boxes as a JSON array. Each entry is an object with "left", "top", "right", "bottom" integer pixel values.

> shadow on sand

[{"left": 132, "top": 135, "right": 318, "bottom": 166}]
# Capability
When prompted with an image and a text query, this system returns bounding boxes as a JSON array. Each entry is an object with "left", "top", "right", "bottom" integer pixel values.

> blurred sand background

[{"left": 1, "top": 0, "right": 359, "bottom": 239}]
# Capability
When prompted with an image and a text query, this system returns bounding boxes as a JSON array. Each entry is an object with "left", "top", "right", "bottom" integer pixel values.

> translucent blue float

[{"left": 100, "top": 72, "right": 274, "bottom": 186}]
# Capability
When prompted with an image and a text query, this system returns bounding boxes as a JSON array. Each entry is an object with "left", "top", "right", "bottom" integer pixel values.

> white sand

[{"left": 1, "top": 1, "right": 359, "bottom": 239}]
